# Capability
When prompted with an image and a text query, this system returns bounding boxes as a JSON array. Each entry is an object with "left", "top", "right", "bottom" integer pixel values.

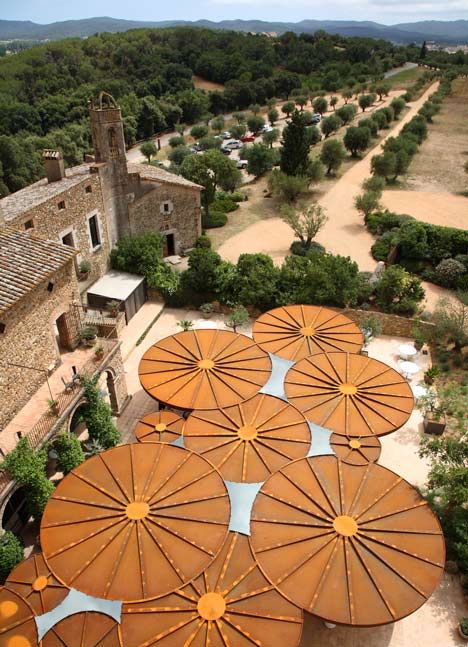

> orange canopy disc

[
  {"left": 121, "top": 533, "right": 303, "bottom": 646},
  {"left": 252, "top": 305, "right": 363, "bottom": 361},
  {"left": 139, "top": 330, "right": 271, "bottom": 410},
  {"left": 250, "top": 456, "right": 445, "bottom": 626},
  {"left": 330, "top": 433, "right": 381, "bottom": 466},
  {"left": 184, "top": 393, "right": 311, "bottom": 482},
  {"left": 41, "top": 611, "right": 122, "bottom": 646},
  {"left": 5, "top": 553, "right": 68, "bottom": 615},
  {"left": 285, "top": 352, "right": 414, "bottom": 437},
  {"left": 134, "top": 411, "right": 185, "bottom": 444},
  {"left": 0, "top": 587, "right": 38, "bottom": 646},
  {"left": 40, "top": 443, "right": 230, "bottom": 602}
]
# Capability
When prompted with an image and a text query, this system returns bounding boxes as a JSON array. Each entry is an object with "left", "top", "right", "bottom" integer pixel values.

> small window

[
  {"left": 24, "top": 219, "right": 34, "bottom": 230},
  {"left": 58, "top": 200, "right": 66, "bottom": 210},
  {"left": 47, "top": 281, "right": 54, "bottom": 292},
  {"left": 88, "top": 214, "right": 101, "bottom": 249},
  {"left": 85, "top": 185, "right": 92, "bottom": 194},
  {"left": 163, "top": 203, "right": 170, "bottom": 213},
  {"left": 0, "top": 323, "right": 5, "bottom": 334}
]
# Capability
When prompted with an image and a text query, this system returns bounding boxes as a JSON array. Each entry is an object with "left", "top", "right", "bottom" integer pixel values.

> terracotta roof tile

[{"left": 128, "top": 163, "right": 202, "bottom": 190}]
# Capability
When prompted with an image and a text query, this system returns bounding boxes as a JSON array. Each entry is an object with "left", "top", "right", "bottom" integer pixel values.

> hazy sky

[{"left": 3, "top": 0, "right": 468, "bottom": 24}]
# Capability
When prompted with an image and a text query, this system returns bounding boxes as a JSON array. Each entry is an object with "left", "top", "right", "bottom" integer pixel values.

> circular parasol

[
  {"left": 41, "top": 443, "right": 230, "bottom": 602},
  {"left": 249, "top": 455, "right": 445, "bottom": 626},
  {"left": 41, "top": 611, "right": 122, "bottom": 646},
  {"left": 330, "top": 433, "right": 381, "bottom": 466},
  {"left": 285, "top": 352, "right": 414, "bottom": 437},
  {"left": 134, "top": 410, "right": 185, "bottom": 444},
  {"left": 398, "top": 344, "right": 417, "bottom": 360},
  {"left": 121, "top": 533, "right": 303, "bottom": 647},
  {"left": 0, "top": 587, "right": 38, "bottom": 646},
  {"left": 252, "top": 305, "right": 363, "bottom": 361},
  {"left": 184, "top": 393, "right": 311, "bottom": 482},
  {"left": 139, "top": 330, "right": 271, "bottom": 410},
  {"left": 5, "top": 553, "right": 68, "bottom": 615}
]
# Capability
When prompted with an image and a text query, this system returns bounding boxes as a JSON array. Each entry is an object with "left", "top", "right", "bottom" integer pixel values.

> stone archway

[
  {"left": 1, "top": 486, "right": 28, "bottom": 534},
  {"left": 102, "top": 350, "right": 130, "bottom": 417}
]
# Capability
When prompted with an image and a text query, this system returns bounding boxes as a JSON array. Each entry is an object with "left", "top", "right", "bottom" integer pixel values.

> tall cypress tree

[{"left": 280, "top": 110, "right": 311, "bottom": 176}]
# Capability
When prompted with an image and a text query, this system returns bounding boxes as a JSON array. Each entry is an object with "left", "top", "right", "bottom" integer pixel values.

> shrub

[
  {"left": 371, "top": 230, "right": 398, "bottom": 261},
  {"left": 80, "top": 377, "right": 120, "bottom": 449},
  {"left": 202, "top": 210, "right": 227, "bottom": 228},
  {"left": 235, "top": 254, "right": 280, "bottom": 311},
  {"left": 354, "top": 191, "right": 381, "bottom": 217},
  {"left": 435, "top": 259, "right": 466, "bottom": 288},
  {"left": 53, "top": 432, "right": 85, "bottom": 475},
  {"left": 195, "top": 234, "right": 212, "bottom": 249},
  {"left": 211, "top": 198, "right": 238, "bottom": 213},
  {"left": 190, "top": 124, "right": 209, "bottom": 140},
  {"left": 320, "top": 139, "right": 346, "bottom": 175},
  {"left": 306, "top": 125, "right": 322, "bottom": 146},
  {"left": 364, "top": 210, "right": 414, "bottom": 235},
  {"left": 268, "top": 169, "right": 308, "bottom": 203},
  {"left": 374, "top": 265, "right": 425, "bottom": 315},
  {"left": 0, "top": 532, "right": 24, "bottom": 581},
  {"left": 167, "top": 145, "right": 192, "bottom": 167},
  {"left": 225, "top": 305, "right": 250, "bottom": 332},
  {"left": 181, "top": 247, "right": 222, "bottom": 297},
  {"left": 402, "top": 115, "right": 428, "bottom": 143},
  {"left": 168, "top": 135, "right": 185, "bottom": 148},
  {"left": 290, "top": 240, "right": 325, "bottom": 256}
]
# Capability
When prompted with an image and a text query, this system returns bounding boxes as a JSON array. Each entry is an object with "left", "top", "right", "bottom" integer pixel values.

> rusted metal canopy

[
  {"left": 134, "top": 410, "right": 185, "bottom": 444},
  {"left": 330, "top": 434, "right": 381, "bottom": 466},
  {"left": 250, "top": 455, "right": 445, "bottom": 626},
  {"left": 0, "top": 587, "right": 38, "bottom": 646},
  {"left": 41, "top": 443, "right": 230, "bottom": 602},
  {"left": 41, "top": 611, "right": 122, "bottom": 646},
  {"left": 139, "top": 330, "right": 271, "bottom": 410},
  {"left": 184, "top": 393, "right": 311, "bottom": 482},
  {"left": 252, "top": 305, "right": 363, "bottom": 361},
  {"left": 5, "top": 553, "right": 68, "bottom": 615},
  {"left": 285, "top": 352, "right": 414, "bottom": 437},
  {"left": 121, "top": 533, "right": 303, "bottom": 646}
]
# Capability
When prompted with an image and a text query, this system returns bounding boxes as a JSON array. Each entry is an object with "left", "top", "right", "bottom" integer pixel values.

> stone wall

[
  {"left": 337, "top": 308, "right": 435, "bottom": 338},
  {"left": 128, "top": 182, "right": 201, "bottom": 253},
  {"left": 0, "top": 260, "right": 80, "bottom": 430},
  {"left": 8, "top": 172, "right": 110, "bottom": 287}
]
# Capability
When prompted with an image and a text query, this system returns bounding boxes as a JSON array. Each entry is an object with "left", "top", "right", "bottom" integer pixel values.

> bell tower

[{"left": 88, "top": 92, "right": 130, "bottom": 246}]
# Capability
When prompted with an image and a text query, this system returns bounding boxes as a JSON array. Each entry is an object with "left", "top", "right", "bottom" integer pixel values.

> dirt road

[
  {"left": 219, "top": 83, "right": 446, "bottom": 311},
  {"left": 383, "top": 190, "right": 468, "bottom": 229}
]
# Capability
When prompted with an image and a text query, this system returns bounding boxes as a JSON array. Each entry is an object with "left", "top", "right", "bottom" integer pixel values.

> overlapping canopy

[
  {"left": 0, "top": 587, "right": 38, "bottom": 646},
  {"left": 134, "top": 410, "right": 185, "bottom": 444},
  {"left": 41, "top": 611, "right": 122, "bottom": 646},
  {"left": 329, "top": 433, "right": 381, "bottom": 466}
]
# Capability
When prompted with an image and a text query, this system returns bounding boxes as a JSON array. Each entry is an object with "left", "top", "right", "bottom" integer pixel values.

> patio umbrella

[
  {"left": 139, "top": 330, "right": 271, "bottom": 411},
  {"left": 5, "top": 552, "right": 68, "bottom": 615},
  {"left": 41, "top": 443, "right": 230, "bottom": 602},
  {"left": 252, "top": 305, "right": 363, "bottom": 361},
  {"left": 250, "top": 456, "right": 445, "bottom": 626},
  {"left": 184, "top": 393, "right": 311, "bottom": 482},
  {"left": 0, "top": 587, "right": 38, "bottom": 646},
  {"left": 134, "top": 410, "right": 185, "bottom": 444},
  {"left": 329, "top": 433, "right": 381, "bottom": 466},
  {"left": 41, "top": 611, "right": 122, "bottom": 646},
  {"left": 121, "top": 533, "right": 303, "bottom": 647},
  {"left": 285, "top": 352, "right": 414, "bottom": 437}
]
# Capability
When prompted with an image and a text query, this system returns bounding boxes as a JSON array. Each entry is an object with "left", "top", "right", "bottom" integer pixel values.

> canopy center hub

[
  {"left": 155, "top": 423, "right": 167, "bottom": 432},
  {"left": 126, "top": 502, "right": 150, "bottom": 520},
  {"left": 339, "top": 383, "right": 358, "bottom": 395},
  {"left": 300, "top": 326, "right": 316, "bottom": 337},
  {"left": 197, "top": 592, "right": 226, "bottom": 620},
  {"left": 238, "top": 425, "right": 258, "bottom": 441},
  {"left": 333, "top": 515, "right": 358, "bottom": 537},
  {"left": 198, "top": 359, "right": 215, "bottom": 370},
  {"left": 32, "top": 575, "right": 49, "bottom": 592},
  {"left": 348, "top": 438, "right": 361, "bottom": 449}
]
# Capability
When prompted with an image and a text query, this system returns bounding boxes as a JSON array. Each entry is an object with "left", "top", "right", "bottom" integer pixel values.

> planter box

[{"left": 423, "top": 417, "right": 446, "bottom": 435}]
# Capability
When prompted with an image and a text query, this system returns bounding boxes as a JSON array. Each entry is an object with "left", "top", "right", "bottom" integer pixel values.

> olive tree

[{"left": 280, "top": 202, "right": 328, "bottom": 250}]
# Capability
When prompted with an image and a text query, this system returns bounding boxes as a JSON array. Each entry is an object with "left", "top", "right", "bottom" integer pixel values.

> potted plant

[
  {"left": 77, "top": 260, "right": 91, "bottom": 281},
  {"left": 47, "top": 398, "right": 60, "bottom": 416},
  {"left": 424, "top": 366, "right": 440, "bottom": 385},
  {"left": 94, "top": 344, "right": 104, "bottom": 361},
  {"left": 417, "top": 388, "right": 446, "bottom": 435},
  {"left": 459, "top": 617, "right": 468, "bottom": 641},
  {"left": 178, "top": 320, "right": 193, "bottom": 331},
  {"left": 199, "top": 303, "right": 214, "bottom": 319},
  {"left": 106, "top": 300, "right": 121, "bottom": 318},
  {"left": 80, "top": 325, "right": 98, "bottom": 347}
]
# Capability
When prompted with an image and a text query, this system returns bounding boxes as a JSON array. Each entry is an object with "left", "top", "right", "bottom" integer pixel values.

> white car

[
  {"left": 221, "top": 131, "right": 231, "bottom": 139},
  {"left": 260, "top": 125, "right": 273, "bottom": 133},
  {"left": 237, "top": 159, "right": 248, "bottom": 169},
  {"left": 225, "top": 139, "right": 242, "bottom": 150}
]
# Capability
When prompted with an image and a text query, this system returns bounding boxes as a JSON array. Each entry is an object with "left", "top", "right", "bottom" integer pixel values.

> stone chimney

[{"left": 42, "top": 150, "right": 65, "bottom": 183}]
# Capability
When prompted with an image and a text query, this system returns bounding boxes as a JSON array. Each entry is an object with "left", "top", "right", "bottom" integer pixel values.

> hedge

[{"left": 202, "top": 210, "right": 228, "bottom": 228}]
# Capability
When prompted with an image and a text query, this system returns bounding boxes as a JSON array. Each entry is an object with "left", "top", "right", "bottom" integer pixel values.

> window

[
  {"left": 47, "top": 282, "right": 54, "bottom": 292},
  {"left": 85, "top": 185, "right": 92, "bottom": 194},
  {"left": 88, "top": 214, "right": 101, "bottom": 249},
  {"left": 23, "top": 219, "right": 34, "bottom": 230},
  {"left": 163, "top": 203, "right": 170, "bottom": 213},
  {"left": 58, "top": 200, "right": 66, "bottom": 210},
  {"left": 0, "top": 323, "right": 5, "bottom": 334},
  {"left": 160, "top": 201, "right": 173, "bottom": 216}
]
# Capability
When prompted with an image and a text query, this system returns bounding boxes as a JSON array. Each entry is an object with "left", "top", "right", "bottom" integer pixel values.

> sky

[{"left": 3, "top": 0, "right": 468, "bottom": 24}]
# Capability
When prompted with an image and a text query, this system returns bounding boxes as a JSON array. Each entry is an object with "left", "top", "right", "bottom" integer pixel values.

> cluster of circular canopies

[{"left": 0, "top": 306, "right": 444, "bottom": 646}]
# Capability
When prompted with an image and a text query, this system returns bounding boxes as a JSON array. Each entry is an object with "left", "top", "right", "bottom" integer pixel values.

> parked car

[
  {"left": 240, "top": 134, "right": 256, "bottom": 143},
  {"left": 260, "top": 125, "right": 273, "bottom": 133},
  {"left": 225, "top": 139, "right": 242, "bottom": 150},
  {"left": 191, "top": 144, "right": 202, "bottom": 152},
  {"left": 311, "top": 113, "right": 321, "bottom": 124},
  {"left": 237, "top": 159, "right": 248, "bottom": 169},
  {"left": 220, "top": 146, "right": 232, "bottom": 155},
  {"left": 221, "top": 131, "right": 232, "bottom": 139}
]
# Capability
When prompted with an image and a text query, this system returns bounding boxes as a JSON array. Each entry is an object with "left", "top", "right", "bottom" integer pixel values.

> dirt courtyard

[{"left": 382, "top": 190, "right": 468, "bottom": 229}]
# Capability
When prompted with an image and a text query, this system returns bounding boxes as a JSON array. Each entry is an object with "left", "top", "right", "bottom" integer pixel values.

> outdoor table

[
  {"left": 399, "top": 343, "right": 418, "bottom": 360},
  {"left": 412, "top": 384, "right": 428, "bottom": 400},
  {"left": 399, "top": 360, "right": 420, "bottom": 380},
  {"left": 193, "top": 318, "right": 218, "bottom": 329}
]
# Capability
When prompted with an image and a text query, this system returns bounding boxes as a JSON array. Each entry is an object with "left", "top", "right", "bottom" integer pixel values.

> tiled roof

[
  {"left": 1, "top": 164, "right": 92, "bottom": 222},
  {"left": 0, "top": 228, "right": 77, "bottom": 314},
  {"left": 128, "top": 163, "right": 202, "bottom": 190}
]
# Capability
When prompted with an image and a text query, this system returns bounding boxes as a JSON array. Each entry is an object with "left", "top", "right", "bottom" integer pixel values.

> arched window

[{"left": 108, "top": 127, "right": 119, "bottom": 158}]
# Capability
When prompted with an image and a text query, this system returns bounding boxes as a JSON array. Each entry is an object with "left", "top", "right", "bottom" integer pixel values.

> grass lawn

[{"left": 387, "top": 66, "right": 426, "bottom": 89}]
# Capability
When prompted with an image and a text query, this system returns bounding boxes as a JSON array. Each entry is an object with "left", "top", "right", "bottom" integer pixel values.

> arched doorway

[
  {"left": 2, "top": 487, "right": 28, "bottom": 534},
  {"left": 55, "top": 312, "right": 72, "bottom": 352}
]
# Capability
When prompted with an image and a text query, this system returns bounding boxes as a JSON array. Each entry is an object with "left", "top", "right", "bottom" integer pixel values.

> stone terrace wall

[
  {"left": 337, "top": 308, "right": 435, "bottom": 338},
  {"left": 0, "top": 261, "right": 80, "bottom": 430}
]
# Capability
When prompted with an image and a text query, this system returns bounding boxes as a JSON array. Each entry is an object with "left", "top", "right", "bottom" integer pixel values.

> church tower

[{"left": 88, "top": 92, "right": 131, "bottom": 246}]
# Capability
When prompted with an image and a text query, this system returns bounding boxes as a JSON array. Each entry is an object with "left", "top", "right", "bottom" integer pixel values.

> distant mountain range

[{"left": 1, "top": 17, "right": 468, "bottom": 44}]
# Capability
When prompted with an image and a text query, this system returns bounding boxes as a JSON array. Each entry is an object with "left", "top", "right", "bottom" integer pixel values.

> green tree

[
  {"left": 306, "top": 126, "right": 322, "bottom": 147},
  {"left": 81, "top": 377, "right": 120, "bottom": 449},
  {"left": 225, "top": 305, "right": 250, "bottom": 332},
  {"left": 190, "top": 124, "right": 209, "bottom": 140},
  {"left": 53, "top": 432, "right": 85, "bottom": 475},
  {"left": 233, "top": 111, "right": 246, "bottom": 124},
  {"left": 320, "top": 114, "right": 343, "bottom": 138},
  {"left": 268, "top": 107, "right": 279, "bottom": 125},
  {"left": 210, "top": 115, "right": 225, "bottom": 134},
  {"left": 420, "top": 41, "right": 428, "bottom": 59},
  {"left": 168, "top": 145, "right": 192, "bottom": 168},
  {"left": 390, "top": 96, "right": 406, "bottom": 118},
  {"left": 312, "top": 97, "right": 328, "bottom": 115},
  {"left": 354, "top": 190, "right": 381, "bottom": 217},
  {"left": 320, "top": 139, "right": 346, "bottom": 175},
  {"left": 432, "top": 294, "right": 468, "bottom": 350},
  {"left": 280, "top": 110, "right": 311, "bottom": 176},
  {"left": 249, "top": 104, "right": 261, "bottom": 115},
  {"left": 181, "top": 248, "right": 222, "bottom": 297},
  {"left": 371, "top": 151, "right": 397, "bottom": 181},
  {"left": 140, "top": 140, "right": 157, "bottom": 163},
  {"left": 262, "top": 128, "right": 280, "bottom": 149},
  {"left": 0, "top": 531, "right": 24, "bottom": 581},
  {"left": 198, "top": 136, "right": 222, "bottom": 151},
  {"left": 374, "top": 82, "right": 391, "bottom": 101},
  {"left": 230, "top": 124, "right": 246, "bottom": 140},
  {"left": 268, "top": 170, "right": 308, "bottom": 202},
  {"left": 294, "top": 95, "right": 308, "bottom": 111},
  {"left": 280, "top": 203, "right": 328, "bottom": 250},
  {"left": 342, "top": 88, "right": 354, "bottom": 104},
  {"left": 358, "top": 94, "right": 374, "bottom": 112},
  {"left": 336, "top": 104, "right": 357, "bottom": 125},
  {"left": 244, "top": 143, "right": 276, "bottom": 176},
  {"left": 247, "top": 115, "right": 266, "bottom": 135},
  {"left": 343, "top": 126, "right": 371, "bottom": 157},
  {"left": 281, "top": 101, "right": 295, "bottom": 118},
  {"left": 235, "top": 254, "right": 280, "bottom": 311},
  {"left": 168, "top": 135, "right": 185, "bottom": 148},
  {"left": 330, "top": 96, "right": 338, "bottom": 110},
  {"left": 375, "top": 265, "right": 425, "bottom": 314}
]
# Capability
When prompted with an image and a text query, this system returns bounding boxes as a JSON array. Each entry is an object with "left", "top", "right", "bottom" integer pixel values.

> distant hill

[{"left": 1, "top": 16, "right": 468, "bottom": 44}]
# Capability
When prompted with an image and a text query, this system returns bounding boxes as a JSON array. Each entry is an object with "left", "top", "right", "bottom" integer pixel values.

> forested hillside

[{"left": 0, "top": 27, "right": 458, "bottom": 195}]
